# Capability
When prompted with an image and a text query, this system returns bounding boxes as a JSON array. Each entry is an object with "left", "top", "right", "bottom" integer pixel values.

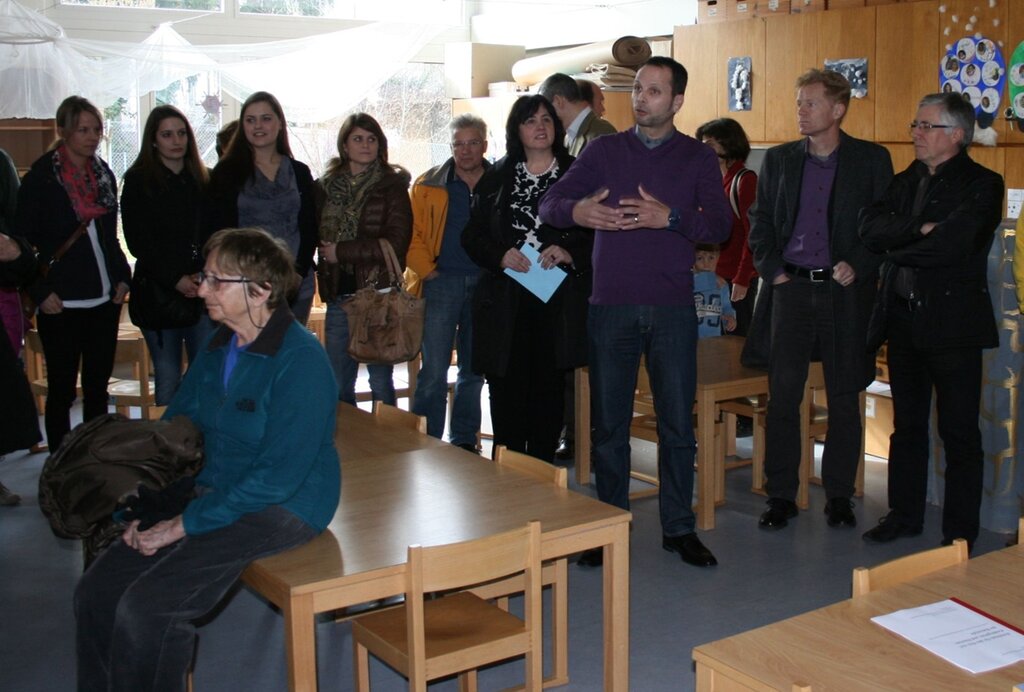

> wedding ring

[{"left": 633, "top": 214, "right": 639, "bottom": 223}]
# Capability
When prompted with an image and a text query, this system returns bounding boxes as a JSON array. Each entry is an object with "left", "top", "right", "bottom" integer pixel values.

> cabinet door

[
  {"left": 764, "top": 13, "right": 818, "bottom": 142},
  {"left": 675, "top": 23, "right": 721, "bottom": 138},
  {"left": 714, "top": 18, "right": 767, "bottom": 142},
  {"left": 874, "top": 2, "right": 938, "bottom": 142},
  {"left": 817, "top": 6, "right": 876, "bottom": 141}
]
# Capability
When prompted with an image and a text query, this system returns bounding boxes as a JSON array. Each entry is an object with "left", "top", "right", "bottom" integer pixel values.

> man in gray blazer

[
  {"left": 539, "top": 72, "right": 617, "bottom": 157},
  {"left": 747, "top": 69, "right": 893, "bottom": 531}
]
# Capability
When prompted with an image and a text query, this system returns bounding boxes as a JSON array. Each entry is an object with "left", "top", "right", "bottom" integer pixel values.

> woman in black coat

[
  {"left": 461, "top": 95, "right": 592, "bottom": 463},
  {"left": 121, "top": 105, "right": 211, "bottom": 405},
  {"left": 204, "top": 91, "right": 319, "bottom": 325},
  {"left": 16, "top": 96, "right": 131, "bottom": 452}
]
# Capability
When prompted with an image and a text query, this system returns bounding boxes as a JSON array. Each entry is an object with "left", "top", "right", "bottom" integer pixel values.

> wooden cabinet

[{"left": 0, "top": 119, "right": 56, "bottom": 175}]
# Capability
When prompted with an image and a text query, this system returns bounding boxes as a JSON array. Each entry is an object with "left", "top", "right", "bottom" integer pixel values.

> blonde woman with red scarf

[{"left": 17, "top": 96, "right": 131, "bottom": 451}]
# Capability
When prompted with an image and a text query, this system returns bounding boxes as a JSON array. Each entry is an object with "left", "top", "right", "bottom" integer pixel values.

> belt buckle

[{"left": 809, "top": 268, "right": 827, "bottom": 283}]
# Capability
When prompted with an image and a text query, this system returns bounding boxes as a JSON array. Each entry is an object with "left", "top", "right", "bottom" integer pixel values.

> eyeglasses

[
  {"left": 452, "top": 139, "right": 483, "bottom": 149},
  {"left": 197, "top": 270, "right": 252, "bottom": 290},
  {"left": 909, "top": 121, "right": 954, "bottom": 131}
]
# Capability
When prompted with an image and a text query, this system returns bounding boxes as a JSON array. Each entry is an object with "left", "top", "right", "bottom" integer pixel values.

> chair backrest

[
  {"left": 405, "top": 521, "right": 542, "bottom": 679},
  {"left": 494, "top": 445, "right": 567, "bottom": 488},
  {"left": 1018, "top": 516, "right": 1023, "bottom": 544},
  {"left": 373, "top": 401, "right": 426, "bottom": 434},
  {"left": 851, "top": 539, "right": 969, "bottom": 597}
]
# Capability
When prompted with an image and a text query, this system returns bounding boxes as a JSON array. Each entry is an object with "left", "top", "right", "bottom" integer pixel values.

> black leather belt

[{"left": 783, "top": 263, "right": 829, "bottom": 283}]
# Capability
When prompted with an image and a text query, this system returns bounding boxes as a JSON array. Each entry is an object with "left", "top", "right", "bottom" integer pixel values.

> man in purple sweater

[{"left": 540, "top": 56, "right": 732, "bottom": 568}]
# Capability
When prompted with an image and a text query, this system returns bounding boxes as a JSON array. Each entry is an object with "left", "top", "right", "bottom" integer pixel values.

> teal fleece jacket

[{"left": 167, "top": 305, "right": 340, "bottom": 535}]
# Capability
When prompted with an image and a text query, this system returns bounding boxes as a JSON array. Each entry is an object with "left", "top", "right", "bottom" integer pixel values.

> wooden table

[
  {"left": 242, "top": 404, "right": 632, "bottom": 692},
  {"left": 693, "top": 544, "right": 1024, "bottom": 691}
]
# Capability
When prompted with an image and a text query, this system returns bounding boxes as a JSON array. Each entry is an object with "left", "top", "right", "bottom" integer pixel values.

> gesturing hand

[
  {"left": 617, "top": 184, "right": 671, "bottom": 231},
  {"left": 571, "top": 188, "right": 624, "bottom": 230}
]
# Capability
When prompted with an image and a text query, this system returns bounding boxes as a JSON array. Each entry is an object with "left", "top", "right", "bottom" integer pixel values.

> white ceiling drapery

[{"left": 0, "top": 0, "right": 445, "bottom": 122}]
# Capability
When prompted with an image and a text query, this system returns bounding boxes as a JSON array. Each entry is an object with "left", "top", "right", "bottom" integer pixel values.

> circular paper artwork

[
  {"left": 1009, "top": 42, "right": 1024, "bottom": 120},
  {"left": 940, "top": 36, "right": 1005, "bottom": 128}
]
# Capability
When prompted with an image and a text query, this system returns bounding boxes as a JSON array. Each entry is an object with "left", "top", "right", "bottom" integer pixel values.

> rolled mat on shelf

[{"left": 511, "top": 36, "right": 652, "bottom": 86}]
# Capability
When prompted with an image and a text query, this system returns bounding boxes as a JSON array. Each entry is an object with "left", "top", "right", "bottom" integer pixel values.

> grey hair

[
  {"left": 919, "top": 92, "right": 975, "bottom": 149},
  {"left": 449, "top": 114, "right": 487, "bottom": 142},
  {"left": 538, "top": 73, "right": 582, "bottom": 103}
]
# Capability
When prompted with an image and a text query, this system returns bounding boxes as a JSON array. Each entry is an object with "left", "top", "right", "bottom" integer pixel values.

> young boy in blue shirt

[{"left": 694, "top": 243, "right": 736, "bottom": 338}]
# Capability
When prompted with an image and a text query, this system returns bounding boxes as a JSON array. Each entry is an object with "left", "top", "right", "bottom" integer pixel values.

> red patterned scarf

[{"left": 53, "top": 144, "right": 117, "bottom": 223}]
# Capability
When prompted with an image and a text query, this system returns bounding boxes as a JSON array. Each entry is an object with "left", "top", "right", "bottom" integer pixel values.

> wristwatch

[{"left": 667, "top": 207, "right": 681, "bottom": 230}]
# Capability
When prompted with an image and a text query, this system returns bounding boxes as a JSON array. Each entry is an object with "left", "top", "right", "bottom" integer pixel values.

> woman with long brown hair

[
  {"left": 317, "top": 112, "right": 412, "bottom": 404},
  {"left": 122, "top": 105, "right": 211, "bottom": 405},
  {"left": 205, "top": 91, "right": 318, "bottom": 324}
]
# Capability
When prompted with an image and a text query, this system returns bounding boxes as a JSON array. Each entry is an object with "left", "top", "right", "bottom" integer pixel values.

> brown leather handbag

[{"left": 340, "top": 239, "right": 424, "bottom": 365}]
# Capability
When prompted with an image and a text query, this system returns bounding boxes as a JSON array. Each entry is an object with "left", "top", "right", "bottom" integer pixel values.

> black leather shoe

[
  {"left": 554, "top": 437, "right": 574, "bottom": 461},
  {"left": 862, "top": 512, "right": 923, "bottom": 543},
  {"left": 576, "top": 548, "right": 603, "bottom": 568},
  {"left": 759, "top": 498, "right": 798, "bottom": 530},
  {"left": 824, "top": 498, "right": 856, "bottom": 528},
  {"left": 662, "top": 533, "right": 718, "bottom": 567}
]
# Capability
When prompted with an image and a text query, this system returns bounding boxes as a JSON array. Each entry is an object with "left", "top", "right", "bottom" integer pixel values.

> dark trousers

[
  {"left": 486, "top": 296, "right": 564, "bottom": 463},
  {"left": 75, "top": 505, "right": 316, "bottom": 692},
  {"left": 885, "top": 301, "right": 984, "bottom": 543},
  {"left": 764, "top": 278, "right": 861, "bottom": 502},
  {"left": 730, "top": 277, "right": 759, "bottom": 337},
  {"left": 36, "top": 302, "right": 121, "bottom": 451}
]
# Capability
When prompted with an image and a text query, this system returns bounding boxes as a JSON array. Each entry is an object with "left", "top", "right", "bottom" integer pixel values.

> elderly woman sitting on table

[{"left": 75, "top": 227, "right": 340, "bottom": 692}]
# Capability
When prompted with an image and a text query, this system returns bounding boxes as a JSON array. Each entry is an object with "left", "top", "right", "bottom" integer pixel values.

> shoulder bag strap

[
  {"left": 42, "top": 221, "right": 89, "bottom": 277},
  {"left": 377, "top": 238, "right": 403, "bottom": 288},
  {"left": 728, "top": 168, "right": 752, "bottom": 219}
]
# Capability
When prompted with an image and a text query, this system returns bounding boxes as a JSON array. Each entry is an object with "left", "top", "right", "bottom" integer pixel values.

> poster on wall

[
  {"left": 824, "top": 58, "right": 867, "bottom": 98},
  {"left": 728, "top": 57, "right": 751, "bottom": 112},
  {"left": 940, "top": 36, "right": 1005, "bottom": 129}
]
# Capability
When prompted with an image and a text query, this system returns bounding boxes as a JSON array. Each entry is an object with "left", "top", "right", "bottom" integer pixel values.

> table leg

[
  {"left": 696, "top": 392, "right": 717, "bottom": 530},
  {"left": 575, "top": 367, "right": 591, "bottom": 486},
  {"left": 602, "top": 522, "right": 630, "bottom": 691},
  {"left": 284, "top": 594, "right": 317, "bottom": 692}
]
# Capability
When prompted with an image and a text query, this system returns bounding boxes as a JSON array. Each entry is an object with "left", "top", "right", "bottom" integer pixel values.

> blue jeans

[
  {"left": 325, "top": 298, "right": 395, "bottom": 405},
  {"left": 411, "top": 273, "right": 483, "bottom": 445},
  {"left": 75, "top": 505, "right": 316, "bottom": 692},
  {"left": 589, "top": 303, "right": 698, "bottom": 536},
  {"left": 142, "top": 315, "right": 215, "bottom": 406}
]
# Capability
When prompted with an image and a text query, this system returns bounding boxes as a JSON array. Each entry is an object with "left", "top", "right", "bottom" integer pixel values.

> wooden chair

[
  {"left": 373, "top": 401, "right": 427, "bottom": 434},
  {"left": 23, "top": 328, "right": 49, "bottom": 414},
  {"left": 1017, "top": 515, "right": 1023, "bottom": 544},
  {"left": 470, "top": 446, "right": 568, "bottom": 686},
  {"left": 851, "top": 539, "right": 969, "bottom": 597},
  {"left": 106, "top": 333, "right": 156, "bottom": 419},
  {"left": 351, "top": 521, "right": 543, "bottom": 691},
  {"left": 750, "top": 375, "right": 866, "bottom": 509}
]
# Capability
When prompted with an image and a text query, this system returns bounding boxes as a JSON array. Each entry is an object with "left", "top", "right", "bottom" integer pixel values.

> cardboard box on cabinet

[
  {"left": 754, "top": 0, "right": 791, "bottom": 17},
  {"left": 698, "top": 0, "right": 728, "bottom": 23},
  {"left": 790, "top": 0, "right": 825, "bottom": 13}
]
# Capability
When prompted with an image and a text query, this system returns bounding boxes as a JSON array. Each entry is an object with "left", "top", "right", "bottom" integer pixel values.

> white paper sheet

[{"left": 872, "top": 598, "right": 1024, "bottom": 674}]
